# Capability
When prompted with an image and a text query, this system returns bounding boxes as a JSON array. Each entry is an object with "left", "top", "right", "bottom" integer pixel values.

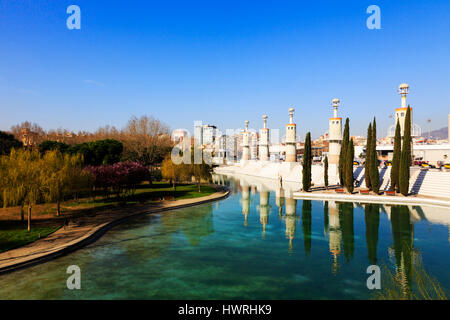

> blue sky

[{"left": 0, "top": 0, "right": 449, "bottom": 139}]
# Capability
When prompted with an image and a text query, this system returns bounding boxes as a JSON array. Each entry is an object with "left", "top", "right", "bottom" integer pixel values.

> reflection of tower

[
  {"left": 328, "top": 99, "right": 342, "bottom": 170},
  {"left": 258, "top": 191, "right": 271, "bottom": 237},
  {"left": 259, "top": 115, "right": 270, "bottom": 161},
  {"left": 241, "top": 183, "right": 251, "bottom": 227},
  {"left": 275, "top": 188, "right": 285, "bottom": 217},
  {"left": 328, "top": 201, "right": 342, "bottom": 274},
  {"left": 285, "top": 108, "right": 297, "bottom": 162},
  {"left": 242, "top": 120, "right": 250, "bottom": 161},
  {"left": 284, "top": 197, "right": 297, "bottom": 251}
]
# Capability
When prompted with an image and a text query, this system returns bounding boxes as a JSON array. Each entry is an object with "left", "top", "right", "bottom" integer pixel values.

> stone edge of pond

[
  {"left": 0, "top": 186, "right": 230, "bottom": 275},
  {"left": 293, "top": 191, "right": 450, "bottom": 208}
]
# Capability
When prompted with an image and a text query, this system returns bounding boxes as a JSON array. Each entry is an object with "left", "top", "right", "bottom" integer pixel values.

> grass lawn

[
  {"left": 0, "top": 221, "right": 61, "bottom": 253},
  {"left": 69, "top": 182, "right": 217, "bottom": 206}
]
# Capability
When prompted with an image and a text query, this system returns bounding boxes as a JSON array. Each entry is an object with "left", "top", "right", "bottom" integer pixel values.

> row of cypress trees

[
  {"left": 391, "top": 106, "right": 412, "bottom": 195},
  {"left": 338, "top": 118, "right": 355, "bottom": 193},
  {"left": 306, "top": 108, "right": 412, "bottom": 196}
]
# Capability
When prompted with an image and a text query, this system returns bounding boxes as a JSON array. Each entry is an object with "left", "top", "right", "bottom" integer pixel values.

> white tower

[
  {"left": 259, "top": 115, "right": 270, "bottom": 161},
  {"left": 395, "top": 83, "right": 412, "bottom": 137},
  {"left": 242, "top": 120, "right": 250, "bottom": 161},
  {"left": 328, "top": 98, "right": 342, "bottom": 166},
  {"left": 285, "top": 108, "right": 297, "bottom": 162}
]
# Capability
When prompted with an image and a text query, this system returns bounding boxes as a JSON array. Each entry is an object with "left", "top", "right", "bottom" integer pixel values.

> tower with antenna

[
  {"left": 242, "top": 120, "right": 250, "bottom": 161},
  {"left": 328, "top": 98, "right": 342, "bottom": 167},
  {"left": 285, "top": 108, "right": 297, "bottom": 162},
  {"left": 259, "top": 115, "right": 270, "bottom": 161},
  {"left": 396, "top": 83, "right": 412, "bottom": 137},
  {"left": 388, "top": 83, "right": 421, "bottom": 139}
]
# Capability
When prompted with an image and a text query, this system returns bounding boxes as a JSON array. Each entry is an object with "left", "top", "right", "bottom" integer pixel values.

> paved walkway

[{"left": 0, "top": 188, "right": 230, "bottom": 274}]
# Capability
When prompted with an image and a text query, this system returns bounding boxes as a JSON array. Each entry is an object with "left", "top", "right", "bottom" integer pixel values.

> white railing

[{"left": 387, "top": 123, "right": 421, "bottom": 137}]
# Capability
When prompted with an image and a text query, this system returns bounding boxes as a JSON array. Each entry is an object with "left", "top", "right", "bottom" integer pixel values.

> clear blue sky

[{"left": 1, "top": 0, "right": 449, "bottom": 139}]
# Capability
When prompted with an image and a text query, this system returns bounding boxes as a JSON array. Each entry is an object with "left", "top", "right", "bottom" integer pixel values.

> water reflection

[
  {"left": 301, "top": 200, "right": 312, "bottom": 255},
  {"left": 325, "top": 201, "right": 342, "bottom": 274},
  {"left": 365, "top": 204, "right": 380, "bottom": 265},
  {"left": 240, "top": 181, "right": 251, "bottom": 227},
  {"left": 284, "top": 198, "right": 298, "bottom": 252},
  {"left": 0, "top": 174, "right": 448, "bottom": 300},
  {"left": 221, "top": 172, "right": 450, "bottom": 284},
  {"left": 390, "top": 205, "right": 417, "bottom": 294},
  {"left": 258, "top": 191, "right": 271, "bottom": 237}
]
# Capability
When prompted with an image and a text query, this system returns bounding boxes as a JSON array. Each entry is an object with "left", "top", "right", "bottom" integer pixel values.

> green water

[{"left": 0, "top": 176, "right": 449, "bottom": 299}]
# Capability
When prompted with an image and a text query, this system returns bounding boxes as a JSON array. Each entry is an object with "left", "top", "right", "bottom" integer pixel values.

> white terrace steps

[
  {"left": 353, "top": 167, "right": 450, "bottom": 199},
  {"left": 411, "top": 170, "right": 450, "bottom": 199}
]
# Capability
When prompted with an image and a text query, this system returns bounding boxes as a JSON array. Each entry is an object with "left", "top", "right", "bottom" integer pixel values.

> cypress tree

[
  {"left": 324, "top": 155, "right": 329, "bottom": 189},
  {"left": 365, "top": 123, "right": 372, "bottom": 190},
  {"left": 370, "top": 118, "right": 380, "bottom": 194},
  {"left": 399, "top": 106, "right": 412, "bottom": 196},
  {"left": 339, "top": 118, "right": 350, "bottom": 186},
  {"left": 345, "top": 138, "right": 354, "bottom": 193},
  {"left": 391, "top": 120, "right": 402, "bottom": 192},
  {"left": 302, "top": 132, "right": 312, "bottom": 191}
]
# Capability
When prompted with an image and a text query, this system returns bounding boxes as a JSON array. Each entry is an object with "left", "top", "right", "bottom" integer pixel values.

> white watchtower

[
  {"left": 396, "top": 83, "right": 412, "bottom": 137},
  {"left": 388, "top": 83, "right": 421, "bottom": 138},
  {"left": 328, "top": 98, "right": 342, "bottom": 166},
  {"left": 242, "top": 120, "right": 250, "bottom": 161},
  {"left": 259, "top": 115, "right": 270, "bottom": 161},
  {"left": 285, "top": 108, "right": 297, "bottom": 162}
]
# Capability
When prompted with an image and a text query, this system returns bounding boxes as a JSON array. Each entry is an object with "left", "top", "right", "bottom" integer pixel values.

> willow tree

[
  {"left": 370, "top": 118, "right": 380, "bottom": 194},
  {"left": 190, "top": 146, "right": 212, "bottom": 192},
  {"left": 399, "top": 106, "right": 412, "bottom": 196},
  {"left": 390, "top": 120, "right": 402, "bottom": 192},
  {"left": 339, "top": 118, "right": 350, "bottom": 186},
  {"left": 365, "top": 123, "right": 372, "bottom": 190},
  {"left": 302, "top": 132, "right": 312, "bottom": 191},
  {"left": 324, "top": 156, "right": 329, "bottom": 190},
  {"left": 345, "top": 138, "right": 354, "bottom": 193},
  {"left": 41, "top": 150, "right": 85, "bottom": 216},
  {"left": 2, "top": 149, "right": 42, "bottom": 231},
  {"left": 161, "top": 154, "right": 189, "bottom": 190}
]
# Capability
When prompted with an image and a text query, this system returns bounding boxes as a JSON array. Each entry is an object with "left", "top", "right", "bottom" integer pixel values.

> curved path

[{"left": 0, "top": 187, "right": 230, "bottom": 275}]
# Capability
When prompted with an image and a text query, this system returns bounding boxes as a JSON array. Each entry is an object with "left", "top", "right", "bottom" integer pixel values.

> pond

[{"left": 0, "top": 174, "right": 449, "bottom": 299}]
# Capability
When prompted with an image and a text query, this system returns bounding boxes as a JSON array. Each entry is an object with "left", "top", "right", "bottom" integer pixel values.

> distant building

[
  {"left": 172, "top": 129, "right": 189, "bottom": 143},
  {"left": 202, "top": 125, "right": 217, "bottom": 145},
  {"left": 376, "top": 144, "right": 450, "bottom": 166},
  {"left": 193, "top": 122, "right": 217, "bottom": 146}
]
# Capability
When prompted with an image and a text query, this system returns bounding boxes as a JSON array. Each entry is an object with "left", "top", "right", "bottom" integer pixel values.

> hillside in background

[{"left": 428, "top": 127, "right": 448, "bottom": 139}]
